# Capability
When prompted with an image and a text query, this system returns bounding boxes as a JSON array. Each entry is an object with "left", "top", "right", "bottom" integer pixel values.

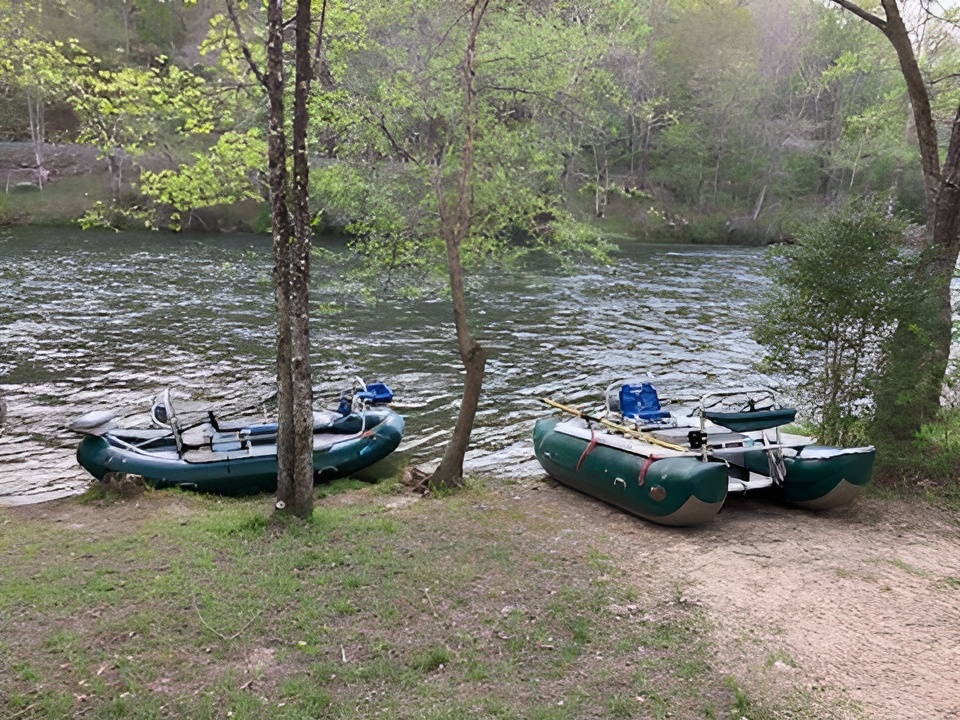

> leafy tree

[
  {"left": 827, "top": 0, "right": 960, "bottom": 444},
  {"left": 223, "top": 0, "right": 327, "bottom": 518},
  {"left": 56, "top": 45, "right": 222, "bottom": 229},
  {"left": 428, "top": 0, "right": 490, "bottom": 488},
  {"left": 651, "top": 1, "right": 764, "bottom": 211},
  {"left": 541, "top": 0, "right": 653, "bottom": 219},
  {"left": 0, "top": 3, "right": 74, "bottom": 187},
  {"left": 312, "top": 0, "right": 609, "bottom": 488},
  {"left": 753, "top": 202, "right": 912, "bottom": 445}
]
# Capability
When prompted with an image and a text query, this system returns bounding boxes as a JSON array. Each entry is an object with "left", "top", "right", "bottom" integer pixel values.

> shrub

[{"left": 752, "top": 200, "right": 915, "bottom": 445}]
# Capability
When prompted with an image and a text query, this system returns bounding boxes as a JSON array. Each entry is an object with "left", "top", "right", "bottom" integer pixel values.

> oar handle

[{"left": 540, "top": 397, "right": 687, "bottom": 453}]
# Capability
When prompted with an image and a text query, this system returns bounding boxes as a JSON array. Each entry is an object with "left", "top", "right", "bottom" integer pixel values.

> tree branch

[
  {"left": 828, "top": 0, "right": 887, "bottom": 32},
  {"left": 224, "top": 0, "right": 267, "bottom": 89},
  {"left": 370, "top": 110, "right": 421, "bottom": 165},
  {"left": 311, "top": 0, "right": 330, "bottom": 85},
  {"left": 930, "top": 72, "right": 960, "bottom": 85}
]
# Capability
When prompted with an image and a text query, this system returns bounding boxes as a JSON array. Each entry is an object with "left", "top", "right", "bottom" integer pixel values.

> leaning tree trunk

[
  {"left": 428, "top": 0, "right": 490, "bottom": 490},
  {"left": 429, "top": 214, "right": 487, "bottom": 488}
]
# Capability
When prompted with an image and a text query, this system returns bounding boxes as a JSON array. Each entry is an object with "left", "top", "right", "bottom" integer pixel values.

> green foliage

[
  {"left": 907, "top": 408, "right": 960, "bottom": 486},
  {"left": 752, "top": 201, "right": 915, "bottom": 445},
  {"left": 64, "top": 49, "right": 219, "bottom": 155},
  {"left": 0, "top": 0, "right": 946, "bottom": 239},
  {"left": 409, "top": 644, "right": 451, "bottom": 672},
  {"left": 307, "top": 0, "right": 613, "bottom": 292},
  {"left": 650, "top": 120, "right": 710, "bottom": 206},
  {"left": 138, "top": 130, "right": 266, "bottom": 230},
  {"left": 135, "top": 1, "right": 188, "bottom": 51}
]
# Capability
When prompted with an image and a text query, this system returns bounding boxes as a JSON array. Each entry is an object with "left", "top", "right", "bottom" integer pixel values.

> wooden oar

[{"left": 540, "top": 398, "right": 688, "bottom": 453}]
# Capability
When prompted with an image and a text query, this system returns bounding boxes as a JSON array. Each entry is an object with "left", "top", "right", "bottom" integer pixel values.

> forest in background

[{"left": 0, "top": 0, "right": 950, "bottom": 244}]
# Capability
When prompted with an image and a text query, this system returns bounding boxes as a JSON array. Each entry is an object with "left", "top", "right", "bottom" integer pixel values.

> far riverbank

[{"left": 0, "top": 142, "right": 784, "bottom": 243}]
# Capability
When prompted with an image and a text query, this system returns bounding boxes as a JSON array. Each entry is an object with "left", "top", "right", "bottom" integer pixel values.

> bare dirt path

[{"left": 522, "top": 479, "right": 960, "bottom": 719}]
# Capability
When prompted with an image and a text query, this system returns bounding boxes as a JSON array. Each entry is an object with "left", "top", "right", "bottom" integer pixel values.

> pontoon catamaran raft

[{"left": 533, "top": 381, "right": 874, "bottom": 526}]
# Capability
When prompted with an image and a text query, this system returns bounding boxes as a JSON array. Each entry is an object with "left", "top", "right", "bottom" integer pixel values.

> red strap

[
  {"left": 576, "top": 428, "right": 599, "bottom": 471},
  {"left": 639, "top": 455, "right": 660, "bottom": 486}
]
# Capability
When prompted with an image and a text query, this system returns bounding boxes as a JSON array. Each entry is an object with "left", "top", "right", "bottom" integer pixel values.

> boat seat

[
  {"left": 703, "top": 408, "right": 796, "bottom": 432},
  {"left": 620, "top": 382, "right": 671, "bottom": 422},
  {"left": 206, "top": 409, "right": 340, "bottom": 432},
  {"left": 651, "top": 428, "right": 750, "bottom": 450},
  {"left": 166, "top": 393, "right": 185, "bottom": 455},
  {"left": 180, "top": 430, "right": 352, "bottom": 463}
]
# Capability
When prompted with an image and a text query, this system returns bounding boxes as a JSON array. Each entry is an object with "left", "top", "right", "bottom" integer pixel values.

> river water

[{"left": 0, "top": 227, "right": 776, "bottom": 504}]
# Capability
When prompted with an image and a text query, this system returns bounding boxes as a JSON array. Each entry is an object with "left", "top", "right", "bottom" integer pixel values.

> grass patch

[
  {"left": 890, "top": 558, "right": 927, "bottom": 577},
  {"left": 765, "top": 650, "right": 798, "bottom": 669},
  {"left": 1, "top": 486, "right": 836, "bottom": 718}
]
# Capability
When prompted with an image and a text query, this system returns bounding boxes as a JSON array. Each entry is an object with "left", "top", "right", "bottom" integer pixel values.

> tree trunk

[
  {"left": 264, "top": 0, "right": 296, "bottom": 509},
  {"left": 286, "top": 0, "right": 317, "bottom": 519},
  {"left": 0, "top": 387, "right": 6, "bottom": 427},
  {"left": 27, "top": 92, "right": 45, "bottom": 190},
  {"left": 428, "top": 0, "right": 490, "bottom": 490},
  {"left": 639, "top": 122, "right": 652, "bottom": 189},
  {"left": 429, "top": 235, "right": 487, "bottom": 488},
  {"left": 227, "top": 0, "right": 320, "bottom": 517},
  {"left": 108, "top": 153, "right": 123, "bottom": 201},
  {"left": 874, "top": 103, "right": 960, "bottom": 442},
  {"left": 752, "top": 185, "right": 767, "bottom": 221}
]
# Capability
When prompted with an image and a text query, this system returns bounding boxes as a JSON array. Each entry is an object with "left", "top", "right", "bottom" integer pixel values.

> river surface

[{"left": 0, "top": 227, "right": 776, "bottom": 504}]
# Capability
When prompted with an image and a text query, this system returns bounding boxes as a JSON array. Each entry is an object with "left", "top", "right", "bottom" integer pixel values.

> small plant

[
  {"left": 890, "top": 558, "right": 926, "bottom": 577},
  {"left": 913, "top": 408, "right": 960, "bottom": 481},
  {"left": 410, "top": 644, "right": 451, "bottom": 672},
  {"left": 727, "top": 677, "right": 758, "bottom": 716},
  {"left": 605, "top": 694, "right": 636, "bottom": 718}
]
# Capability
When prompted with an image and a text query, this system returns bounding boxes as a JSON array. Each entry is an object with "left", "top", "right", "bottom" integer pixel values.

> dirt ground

[
  {"left": 6, "top": 479, "right": 959, "bottom": 719},
  {"left": 520, "top": 479, "right": 960, "bottom": 720}
]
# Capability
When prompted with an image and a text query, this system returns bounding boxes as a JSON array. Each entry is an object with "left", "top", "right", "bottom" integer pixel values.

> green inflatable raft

[{"left": 533, "top": 416, "right": 729, "bottom": 526}]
